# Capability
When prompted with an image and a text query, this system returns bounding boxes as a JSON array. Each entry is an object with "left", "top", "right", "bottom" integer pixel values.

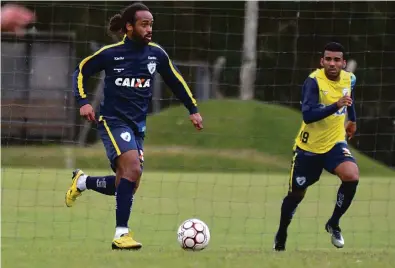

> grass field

[
  {"left": 2, "top": 100, "right": 394, "bottom": 267},
  {"left": 3, "top": 100, "right": 395, "bottom": 176},
  {"left": 2, "top": 167, "right": 395, "bottom": 268}
]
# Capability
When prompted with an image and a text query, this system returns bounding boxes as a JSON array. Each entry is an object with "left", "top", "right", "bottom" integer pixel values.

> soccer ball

[{"left": 177, "top": 218, "right": 210, "bottom": 250}]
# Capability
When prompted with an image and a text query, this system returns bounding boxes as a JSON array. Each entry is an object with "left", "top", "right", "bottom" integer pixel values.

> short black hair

[
  {"left": 323, "top": 42, "right": 345, "bottom": 55},
  {"left": 108, "top": 3, "right": 150, "bottom": 34}
]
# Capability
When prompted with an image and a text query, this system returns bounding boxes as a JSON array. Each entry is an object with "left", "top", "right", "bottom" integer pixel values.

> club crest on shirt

[{"left": 147, "top": 61, "right": 156, "bottom": 74}]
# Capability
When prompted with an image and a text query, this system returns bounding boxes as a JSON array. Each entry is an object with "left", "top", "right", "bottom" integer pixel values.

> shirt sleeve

[
  {"left": 154, "top": 45, "right": 198, "bottom": 114},
  {"left": 347, "top": 73, "right": 357, "bottom": 122},
  {"left": 72, "top": 49, "right": 107, "bottom": 107},
  {"left": 301, "top": 77, "right": 339, "bottom": 124}
]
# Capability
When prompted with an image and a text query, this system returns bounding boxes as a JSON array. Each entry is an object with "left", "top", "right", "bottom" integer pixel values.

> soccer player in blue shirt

[
  {"left": 65, "top": 3, "right": 203, "bottom": 250},
  {"left": 273, "top": 42, "right": 359, "bottom": 251}
]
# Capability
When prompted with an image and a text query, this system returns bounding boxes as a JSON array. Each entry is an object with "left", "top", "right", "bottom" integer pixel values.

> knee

[
  {"left": 118, "top": 162, "right": 142, "bottom": 182},
  {"left": 288, "top": 189, "right": 306, "bottom": 202},
  {"left": 340, "top": 171, "right": 359, "bottom": 182},
  {"left": 335, "top": 162, "right": 359, "bottom": 182}
]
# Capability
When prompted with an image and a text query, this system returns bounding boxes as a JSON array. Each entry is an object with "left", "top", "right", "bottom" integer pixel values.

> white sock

[
  {"left": 114, "top": 227, "right": 129, "bottom": 239},
  {"left": 76, "top": 174, "right": 87, "bottom": 191}
]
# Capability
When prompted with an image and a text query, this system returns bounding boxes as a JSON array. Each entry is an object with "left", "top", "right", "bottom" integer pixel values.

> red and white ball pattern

[{"left": 177, "top": 218, "right": 210, "bottom": 250}]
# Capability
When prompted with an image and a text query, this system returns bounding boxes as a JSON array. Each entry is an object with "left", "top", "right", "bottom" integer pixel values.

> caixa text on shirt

[{"left": 115, "top": 78, "right": 151, "bottom": 88}]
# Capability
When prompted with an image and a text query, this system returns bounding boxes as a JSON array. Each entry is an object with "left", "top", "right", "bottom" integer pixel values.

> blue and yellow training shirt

[
  {"left": 72, "top": 35, "right": 198, "bottom": 134},
  {"left": 294, "top": 68, "right": 356, "bottom": 154}
]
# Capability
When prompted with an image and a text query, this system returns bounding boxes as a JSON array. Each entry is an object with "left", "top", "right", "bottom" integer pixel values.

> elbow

[
  {"left": 72, "top": 73, "right": 79, "bottom": 96},
  {"left": 72, "top": 68, "right": 80, "bottom": 79},
  {"left": 347, "top": 106, "right": 356, "bottom": 122},
  {"left": 302, "top": 112, "right": 314, "bottom": 124},
  {"left": 72, "top": 69, "right": 79, "bottom": 87}
]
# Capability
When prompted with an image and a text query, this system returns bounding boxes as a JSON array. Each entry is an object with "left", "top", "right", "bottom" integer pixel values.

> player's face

[
  {"left": 321, "top": 51, "right": 345, "bottom": 80},
  {"left": 128, "top": 10, "right": 153, "bottom": 44}
]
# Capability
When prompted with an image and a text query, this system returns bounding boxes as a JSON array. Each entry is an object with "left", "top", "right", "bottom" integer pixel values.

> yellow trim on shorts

[
  {"left": 288, "top": 152, "right": 298, "bottom": 192},
  {"left": 99, "top": 116, "right": 121, "bottom": 156}
]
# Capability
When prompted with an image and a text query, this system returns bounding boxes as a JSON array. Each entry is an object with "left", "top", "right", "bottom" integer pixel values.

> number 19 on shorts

[{"left": 299, "top": 131, "right": 309, "bottom": 143}]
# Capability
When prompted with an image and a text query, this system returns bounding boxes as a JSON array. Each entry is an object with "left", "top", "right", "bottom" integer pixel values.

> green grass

[
  {"left": 0, "top": 144, "right": 287, "bottom": 173},
  {"left": 2, "top": 167, "right": 395, "bottom": 268},
  {"left": 2, "top": 100, "right": 394, "bottom": 176},
  {"left": 146, "top": 99, "right": 394, "bottom": 176}
]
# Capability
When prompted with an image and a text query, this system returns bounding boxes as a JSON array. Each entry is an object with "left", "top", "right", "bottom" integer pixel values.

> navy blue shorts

[
  {"left": 97, "top": 116, "right": 144, "bottom": 173},
  {"left": 288, "top": 143, "right": 356, "bottom": 192}
]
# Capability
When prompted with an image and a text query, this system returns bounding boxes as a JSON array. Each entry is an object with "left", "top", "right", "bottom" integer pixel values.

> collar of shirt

[{"left": 123, "top": 35, "right": 147, "bottom": 49}]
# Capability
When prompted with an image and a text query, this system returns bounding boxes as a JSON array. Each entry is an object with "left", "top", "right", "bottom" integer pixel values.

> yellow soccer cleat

[
  {"left": 65, "top": 169, "right": 84, "bottom": 207},
  {"left": 112, "top": 232, "right": 142, "bottom": 250}
]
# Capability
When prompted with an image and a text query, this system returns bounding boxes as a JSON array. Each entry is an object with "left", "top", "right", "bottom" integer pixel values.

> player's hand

[
  {"left": 346, "top": 121, "right": 357, "bottom": 140},
  {"left": 336, "top": 95, "right": 353, "bottom": 108},
  {"left": 189, "top": 113, "right": 203, "bottom": 131},
  {"left": 80, "top": 104, "right": 96, "bottom": 122},
  {"left": 1, "top": 4, "right": 36, "bottom": 35}
]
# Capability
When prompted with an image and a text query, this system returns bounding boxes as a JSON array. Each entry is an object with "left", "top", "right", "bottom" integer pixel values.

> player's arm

[
  {"left": 347, "top": 74, "right": 357, "bottom": 122},
  {"left": 155, "top": 45, "right": 203, "bottom": 130},
  {"left": 301, "top": 78, "right": 339, "bottom": 124},
  {"left": 346, "top": 74, "right": 357, "bottom": 139},
  {"left": 301, "top": 77, "right": 352, "bottom": 124},
  {"left": 72, "top": 49, "right": 106, "bottom": 121},
  {"left": 72, "top": 50, "right": 106, "bottom": 107},
  {"left": 156, "top": 47, "right": 198, "bottom": 114}
]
